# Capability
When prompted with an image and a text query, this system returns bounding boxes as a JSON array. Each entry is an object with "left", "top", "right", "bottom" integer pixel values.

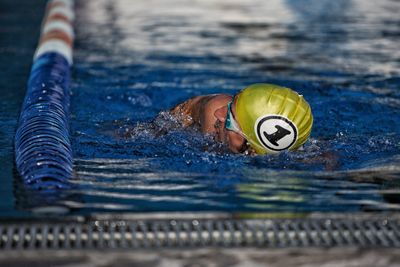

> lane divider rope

[{"left": 14, "top": 0, "right": 75, "bottom": 191}]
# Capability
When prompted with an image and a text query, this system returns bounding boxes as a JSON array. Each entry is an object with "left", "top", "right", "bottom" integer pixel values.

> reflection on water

[
  {"left": 52, "top": 0, "right": 400, "bottom": 214},
  {"left": 65, "top": 157, "right": 400, "bottom": 214}
]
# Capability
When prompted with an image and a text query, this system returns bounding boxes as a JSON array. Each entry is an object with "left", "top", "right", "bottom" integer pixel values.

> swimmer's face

[{"left": 214, "top": 98, "right": 253, "bottom": 154}]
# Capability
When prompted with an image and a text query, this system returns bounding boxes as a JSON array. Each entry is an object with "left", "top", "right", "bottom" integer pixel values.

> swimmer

[{"left": 168, "top": 83, "right": 313, "bottom": 155}]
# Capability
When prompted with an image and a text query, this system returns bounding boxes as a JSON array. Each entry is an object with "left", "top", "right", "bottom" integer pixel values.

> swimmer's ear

[{"left": 214, "top": 106, "right": 227, "bottom": 122}]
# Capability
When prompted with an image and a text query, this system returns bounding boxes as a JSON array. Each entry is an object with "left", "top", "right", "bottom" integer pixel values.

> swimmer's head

[{"left": 234, "top": 83, "right": 313, "bottom": 154}]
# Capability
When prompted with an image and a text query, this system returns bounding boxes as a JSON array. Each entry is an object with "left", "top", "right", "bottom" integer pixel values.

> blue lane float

[{"left": 15, "top": 0, "right": 75, "bottom": 191}]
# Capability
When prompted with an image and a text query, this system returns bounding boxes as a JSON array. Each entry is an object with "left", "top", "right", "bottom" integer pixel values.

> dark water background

[
  {"left": 1, "top": 0, "right": 400, "bottom": 216},
  {"left": 0, "top": 0, "right": 47, "bottom": 217}
]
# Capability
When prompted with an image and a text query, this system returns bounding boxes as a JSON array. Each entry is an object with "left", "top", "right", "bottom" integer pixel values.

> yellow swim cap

[{"left": 235, "top": 83, "right": 313, "bottom": 154}]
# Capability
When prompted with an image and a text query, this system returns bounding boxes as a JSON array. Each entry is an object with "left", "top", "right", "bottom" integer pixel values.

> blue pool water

[{"left": 1, "top": 0, "right": 400, "bottom": 216}]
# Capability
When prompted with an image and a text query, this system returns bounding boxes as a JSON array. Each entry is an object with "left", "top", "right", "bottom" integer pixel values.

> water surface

[{"left": 66, "top": 0, "right": 400, "bottom": 214}]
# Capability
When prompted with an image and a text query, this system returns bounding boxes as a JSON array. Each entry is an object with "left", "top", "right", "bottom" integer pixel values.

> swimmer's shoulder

[
  {"left": 170, "top": 95, "right": 202, "bottom": 116},
  {"left": 169, "top": 95, "right": 205, "bottom": 127},
  {"left": 190, "top": 94, "right": 232, "bottom": 119},
  {"left": 202, "top": 94, "right": 231, "bottom": 108},
  {"left": 198, "top": 94, "right": 232, "bottom": 132},
  {"left": 169, "top": 94, "right": 231, "bottom": 127},
  {"left": 170, "top": 94, "right": 222, "bottom": 115}
]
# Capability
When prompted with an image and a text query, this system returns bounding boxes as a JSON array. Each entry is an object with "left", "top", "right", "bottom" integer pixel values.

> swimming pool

[{"left": 1, "top": 0, "right": 400, "bottom": 218}]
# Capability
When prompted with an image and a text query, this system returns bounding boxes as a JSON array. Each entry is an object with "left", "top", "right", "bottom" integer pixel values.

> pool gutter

[{"left": 1, "top": 212, "right": 399, "bottom": 249}]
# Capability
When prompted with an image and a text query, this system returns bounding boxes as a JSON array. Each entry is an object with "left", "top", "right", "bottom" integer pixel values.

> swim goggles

[
  {"left": 225, "top": 101, "right": 242, "bottom": 134},
  {"left": 225, "top": 100, "right": 266, "bottom": 153}
]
